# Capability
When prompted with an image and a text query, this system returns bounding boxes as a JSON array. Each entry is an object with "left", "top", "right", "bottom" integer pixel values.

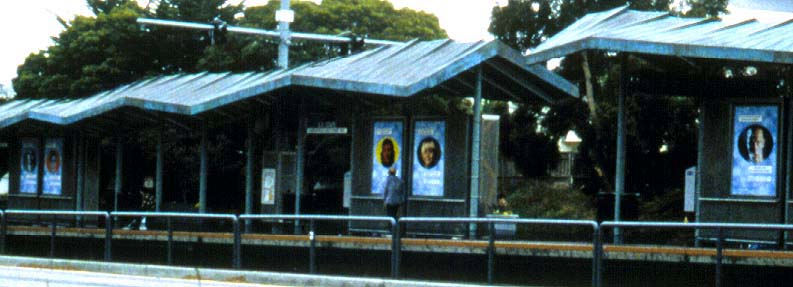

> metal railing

[
  {"left": 239, "top": 214, "right": 398, "bottom": 277},
  {"left": 3, "top": 210, "right": 793, "bottom": 287},
  {"left": 399, "top": 217, "right": 599, "bottom": 285},
  {"left": 598, "top": 221, "right": 793, "bottom": 287}
]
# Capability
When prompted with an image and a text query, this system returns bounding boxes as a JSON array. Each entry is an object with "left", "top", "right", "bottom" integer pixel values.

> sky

[{"left": 1, "top": 0, "right": 792, "bottom": 96}]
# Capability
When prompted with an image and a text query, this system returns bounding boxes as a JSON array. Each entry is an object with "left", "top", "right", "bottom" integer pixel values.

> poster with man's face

[
  {"left": 19, "top": 138, "right": 39, "bottom": 194},
  {"left": 371, "top": 121, "right": 403, "bottom": 194},
  {"left": 43, "top": 138, "right": 63, "bottom": 195},
  {"left": 731, "top": 106, "right": 777, "bottom": 196},
  {"left": 412, "top": 121, "right": 445, "bottom": 196}
]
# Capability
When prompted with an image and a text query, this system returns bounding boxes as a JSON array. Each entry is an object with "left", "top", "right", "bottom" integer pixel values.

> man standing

[{"left": 383, "top": 167, "right": 405, "bottom": 220}]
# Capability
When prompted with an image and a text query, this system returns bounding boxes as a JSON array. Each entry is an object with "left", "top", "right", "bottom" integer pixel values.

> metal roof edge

[
  {"left": 60, "top": 97, "right": 129, "bottom": 126},
  {"left": 586, "top": 37, "right": 789, "bottom": 64},
  {"left": 493, "top": 41, "right": 579, "bottom": 99},
  {"left": 402, "top": 41, "right": 497, "bottom": 96},
  {"left": 291, "top": 74, "right": 407, "bottom": 97},
  {"left": 188, "top": 76, "right": 292, "bottom": 115}
]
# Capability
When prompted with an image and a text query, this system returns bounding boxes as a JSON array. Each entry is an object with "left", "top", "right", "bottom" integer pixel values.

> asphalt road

[{"left": 0, "top": 266, "right": 288, "bottom": 287}]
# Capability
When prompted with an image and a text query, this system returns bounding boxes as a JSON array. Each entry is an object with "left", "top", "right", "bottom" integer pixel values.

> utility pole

[{"left": 276, "top": 0, "right": 292, "bottom": 69}]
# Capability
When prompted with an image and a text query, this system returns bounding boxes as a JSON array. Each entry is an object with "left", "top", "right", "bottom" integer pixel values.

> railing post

[
  {"left": 50, "top": 221, "right": 57, "bottom": 258},
  {"left": 309, "top": 219, "right": 316, "bottom": 274},
  {"left": 715, "top": 227, "right": 724, "bottom": 287},
  {"left": 593, "top": 224, "right": 602, "bottom": 287},
  {"left": 104, "top": 212, "right": 112, "bottom": 262},
  {"left": 595, "top": 225, "right": 605, "bottom": 287},
  {"left": 233, "top": 215, "right": 242, "bottom": 269},
  {"left": 487, "top": 221, "right": 495, "bottom": 285},
  {"left": 0, "top": 210, "right": 6, "bottom": 255},
  {"left": 391, "top": 218, "right": 401, "bottom": 279},
  {"left": 167, "top": 217, "right": 173, "bottom": 265}
]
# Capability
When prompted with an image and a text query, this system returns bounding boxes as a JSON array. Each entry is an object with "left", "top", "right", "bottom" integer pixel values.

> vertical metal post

[
  {"left": 199, "top": 128, "right": 208, "bottom": 214},
  {"left": 294, "top": 105, "right": 306, "bottom": 234},
  {"left": 614, "top": 54, "right": 628, "bottom": 244},
  {"left": 469, "top": 66, "right": 483, "bottom": 238},
  {"left": 278, "top": 0, "right": 291, "bottom": 69},
  {"left": 75, "top": 135, "right": 84, "bottom": 223},
  {"left": 347, "top": 118, "right": 356, "bottom": 235},
  {"left": 309, "top": 219, "right": 316, "bottom": 274},
  {"left": 487, "top": 221, "right": 495, "bottom": 285},
  {"left": 233, "top": 216, "right": 242, "bottom": 269},
  {"left": 114, "top": 140, "right": 123, "bottom": 224},
  {"left": 104, "top": 212, "right": 112, "bottom": 262},
  {"left": 783, "top": 99, "right": 793, "bottom": 248},
  {"left": 156, "top": 130, "right": 163, "bottom": 212},
  {"left": 167, "top": 217, "right": 173, "bottom": 265},
  {"left": 593, "top": 225, "right": 602, "bottom": 287},
  {"left": 715, "top": 227, "right": 724, "bottom": 287},
  {"left": 391, "top": 218, "right": 401, "bottom": 279},
  {"left": 50, "top": 221, "right": 57, "bottom": 258},
  {"left": 0, "top": 211, "right": 5, "bottom": 255},
  {"left": 695, "top": 95, "right": 705, "bottom": 247},
  {"left": 245, "top": 122, "right": 255, "bottom": 233}
]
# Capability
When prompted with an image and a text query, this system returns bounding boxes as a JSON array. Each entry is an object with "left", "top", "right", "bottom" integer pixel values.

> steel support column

[
  {"left": 156, "top": 130, "right": 163, "bottom": 212},
  {"left": 245, "top": 121, "right": 255, "bottom": 232},
  {"left": 199, "top": 127, "right": 208, "bottom": 213},
  {"left": 695, "top": 93, "right": 705, "bottom": 246},
  {"left": 469, "top": 67, "right": 483, "bottom": 238},
  {"left": 114, "top": 140, "right": 123, "bottom": 215},
  {"left": 614, "top": 54, "right": 628, "bottom": 244},
  {"left": 294, "top": 107, "right": 306, "bottom": 234}
]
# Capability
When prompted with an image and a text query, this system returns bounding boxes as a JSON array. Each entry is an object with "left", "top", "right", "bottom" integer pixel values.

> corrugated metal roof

[
  {"left": 0, "top": 39, "right": 578, "bottom": 129},
  {"left": 526, "top": 6, "right": 793, "bottom": 64}
]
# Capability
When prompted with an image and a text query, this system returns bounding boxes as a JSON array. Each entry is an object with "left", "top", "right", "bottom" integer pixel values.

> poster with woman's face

[
  {"left": 731, "top": 106, "right": 777, "bottom": 196},
  {"left": 43, "top": 138, "right": 63, "bottom": 195},
  {"left": 412, "top": 121, "right": 445, "bottom": 197},
  {"left": 371, "top": 121, "right": 403, "bottom": 194},
  {"left": 19, "top": 138, "right": 39, "bottom": 194}
]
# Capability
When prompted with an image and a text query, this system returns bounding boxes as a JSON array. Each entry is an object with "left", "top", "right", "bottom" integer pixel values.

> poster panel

[
  {"left": 42, "top": 138, "right": 63, "bottom": 195},
  {"left": 20, "top": 138, "right": 39, "bottom": 194},
  {"left": 261, "top": 168, "right": 276, "bottom": 205},
  {"left": 730, "top": 105, "right": 778, "bottom": 196},
  {"left": 371, "top": 121, "right": 403, "bottom": 194},
  {"left": 412, "top": 121, "right": 445, "bottom": 197}
]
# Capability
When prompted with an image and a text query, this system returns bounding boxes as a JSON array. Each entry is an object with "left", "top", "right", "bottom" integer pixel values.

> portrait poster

[
  {"left": 731, "top": 105, "right": 778, "bottom": 197},
  {"left": 261, "top": 168, "right": 276, "bottom": 205},
  {"left": 412, "top": 121, "right": 445, "bottom": 197},
  {"left": 371, "top": 121, "right": 403, "bottom": 194},
  {"left": 19, "top": 138, "right": 39, "bottom": 194},
  {"left": 42, "top": 138, "right": 63, "bottom": 195}
]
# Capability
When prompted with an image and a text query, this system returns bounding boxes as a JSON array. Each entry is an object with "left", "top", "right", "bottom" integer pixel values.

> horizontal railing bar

[
  {"left": 602, "top": 221, "right": 793, "bottom": 231},
  {"left": 400, "top": 217, "right": 598, "bottom": 228},
  {"left": 240, "top": 214, "right": 395, "bottom": 224},
  {"left": 3, "top": 210, "right": 108, "bottom": 216},
  {"left": 112, "top": 212, "right": 236, "bottom": 220}
]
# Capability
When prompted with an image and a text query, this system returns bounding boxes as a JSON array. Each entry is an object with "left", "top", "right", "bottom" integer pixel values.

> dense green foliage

[
  {"left": 488, "top": 0, "right": 725, "bottom": 202},
  {"left": 12, "top": 0, "right": 447, "bottom": 99}
]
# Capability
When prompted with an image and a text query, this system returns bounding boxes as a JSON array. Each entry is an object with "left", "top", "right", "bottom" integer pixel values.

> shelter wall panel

[
  {"left": 700, "top": 200, "right": 781, "bottom": 241},
  {"left": 701, "top": 98, "right": 732, "bottom": 198},
  {"left": 83, "top": 140, "right": 100, "bottom": 211}
]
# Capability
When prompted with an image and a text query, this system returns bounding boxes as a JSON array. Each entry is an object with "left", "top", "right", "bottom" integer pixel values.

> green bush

[{"left": 504, "top": 179, "right": 596, "bottom": 241}]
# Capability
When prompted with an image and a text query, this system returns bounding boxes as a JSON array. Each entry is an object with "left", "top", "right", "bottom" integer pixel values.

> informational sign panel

[
  {"left": 684, "top": 166, "right": 696, "bottom": 212},
  {"left": 371, "top": 121, "right": 403, "bottom": 194},
  {"left": 19, "top": 138, "right": 39, "bottom": 194},
  {"left": 261, "top": 168, "right": 276, "bottom": 205},
  {"left": 731, "top": 105, "right": 778, "bottom": 197},
  {"left": 42, "top": 138, "right": 63, "bottom": 195},
  {"left": 412, "top": 121, "right": 445, "bottom": 197}
]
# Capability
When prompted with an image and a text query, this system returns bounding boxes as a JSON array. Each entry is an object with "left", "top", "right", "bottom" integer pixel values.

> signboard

[
  {"left": 261, "top": 168, "right": 276, "bottom": 204},
  {"left": 412, "top": 121, "right": 445, "bottom": 197},
  {"left": 371, "top": 121, "right": 403, "bottom": 194},
  {"left": 19, "top": 138, "right": 39, "bottom": 194},
  {"left": 307, "top": 121, "right": 347, "bottom": 134},
  {"left": 730, "top": 105, "right": 778, "bottom": 197},
  {"left": 684, "top": 166, "right": 695, "bottom": 212},
  {"left": 43, "top": 138, "right": 63, "bottom": 195}
]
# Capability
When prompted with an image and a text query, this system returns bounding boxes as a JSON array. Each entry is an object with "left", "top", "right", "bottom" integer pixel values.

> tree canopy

[
  {"left": 12, "top": 0, "right": 447, "bottom": 99},
  {"left": 488, "top": 0, "right": 727, "bottom": 198}
]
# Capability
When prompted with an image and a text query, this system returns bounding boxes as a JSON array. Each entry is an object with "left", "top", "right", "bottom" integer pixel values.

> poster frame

[
  {"left": 728, "top": 103, "right": 781, "bottom": 198},
  {"left": 370, "top": 119, "right": 405, "bottom": 195},
  {"left": 410, "top": 119, "right": 446, "bottom": 197}
]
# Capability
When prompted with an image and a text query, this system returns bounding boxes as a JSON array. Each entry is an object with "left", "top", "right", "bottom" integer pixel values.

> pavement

[{"left": 0, "top": 255, "right": 502, "bottom": 287}]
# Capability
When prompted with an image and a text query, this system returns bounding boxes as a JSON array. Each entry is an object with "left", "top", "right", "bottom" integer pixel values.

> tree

[
  {"left": 13, "top": 0, "right": 447, "bottom": 99},
  {"left": 488, "top": 0, "right": 726, "bottom": 198}
]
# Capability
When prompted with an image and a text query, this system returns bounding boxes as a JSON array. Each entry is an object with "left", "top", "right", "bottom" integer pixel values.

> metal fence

[{"left": 2, "top": 210, "right": 793, "bottom": 287}]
